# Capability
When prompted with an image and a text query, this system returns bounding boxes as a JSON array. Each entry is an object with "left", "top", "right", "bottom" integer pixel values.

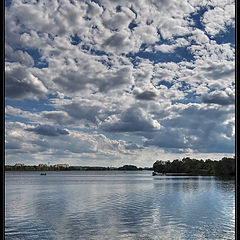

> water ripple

[{"left": 5, "top": 172, "right": 235, "bottom": 240}]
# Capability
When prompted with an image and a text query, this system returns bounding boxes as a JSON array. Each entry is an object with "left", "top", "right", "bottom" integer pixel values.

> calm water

[{"left": 5, "top": 171, "right": 235, "bottom": 240}]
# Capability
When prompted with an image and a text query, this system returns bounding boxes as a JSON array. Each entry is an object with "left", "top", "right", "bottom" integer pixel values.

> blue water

[{"left": 5, "top": 171, "right": 235, "bottom": 240}]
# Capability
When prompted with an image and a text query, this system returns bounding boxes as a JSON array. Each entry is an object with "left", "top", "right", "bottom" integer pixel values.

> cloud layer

[{"left": 5, "top": 0, "right": 235, "bottom": 166}]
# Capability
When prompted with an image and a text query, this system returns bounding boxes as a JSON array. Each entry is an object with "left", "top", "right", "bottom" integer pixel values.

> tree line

[
  {"left": 5, "top": 157, "right": 235, "bottom": 177},
  {"left": 5, "top": 164, "right": 153, "bottom": 171},
  {"left": 153, "top": 157, "right": 235, "bottom": 177}
]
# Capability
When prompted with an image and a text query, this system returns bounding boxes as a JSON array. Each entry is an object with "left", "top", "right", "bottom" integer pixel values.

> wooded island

[{"left": 153, "top": 157, "right": 235, "bottom": 178}]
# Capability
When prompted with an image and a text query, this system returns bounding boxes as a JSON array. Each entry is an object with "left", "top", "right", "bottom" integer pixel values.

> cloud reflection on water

[{"left": 5, "top": 172, "right": 235, "bottom": 240}]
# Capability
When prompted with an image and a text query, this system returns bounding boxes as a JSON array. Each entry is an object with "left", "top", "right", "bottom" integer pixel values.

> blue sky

[{"left": 5, "top": 0, "right": 235, "bottom": 166}]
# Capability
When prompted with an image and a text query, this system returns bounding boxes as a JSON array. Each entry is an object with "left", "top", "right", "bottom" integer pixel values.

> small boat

[
  {"left": 152, "top": 172, "right": 163, "bottom": 176},
  {"left": 40, "top": 173, "right": 47, "bottom": 175}
]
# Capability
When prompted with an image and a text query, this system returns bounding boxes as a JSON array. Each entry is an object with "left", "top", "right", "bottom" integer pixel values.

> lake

[{"left": 5, "top": 171, "right": 235, "bottom": 240}]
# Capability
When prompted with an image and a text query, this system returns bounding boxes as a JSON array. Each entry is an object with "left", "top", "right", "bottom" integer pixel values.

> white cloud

[
  {"left": 154, "top": 38, "right": 190, "bottom": 53},
  {"left": 202, "top": 4, "right": 235, "bottom": 36},
  {"left": 144, "top": 103, "right": 235, "bottom": 153},
  {"left": 5, "top": 121, "right": 143, "bottom": 164},
  {"left": 201, "top": 89, "right": 235, "bottom": 105},
  {"left": 53, "top": 64, "right": 134, "bottom": 94},
  {"left": 5, "top": 45, "right": 34, "bottom": 66},
  {"left": 100, "top": 105, "right": 161, "bottom": 133},
  {"left": 102, "top": 7, "right": 135, "bottom": 31},
  {"left": 5, "top": 63, "right": 48, "bottom": 99},
  {"left": 133, "top": 24, "right": 159, "bottom": 45},
  {"left": 5, "top": 0, "right": 235, "bottom": 164}
]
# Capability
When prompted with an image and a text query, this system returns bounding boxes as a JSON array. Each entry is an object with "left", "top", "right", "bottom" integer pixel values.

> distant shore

[
  {"left": 5, "top": 164, "right": 153, "bottom": 172},
  {"left": 5, "top": 156, "right": 235, "bottom": 179}
]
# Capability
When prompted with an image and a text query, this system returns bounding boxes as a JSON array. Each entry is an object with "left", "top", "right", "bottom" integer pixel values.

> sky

[{"left": 5, "top": 0, "right": 235, "bottom": 167}]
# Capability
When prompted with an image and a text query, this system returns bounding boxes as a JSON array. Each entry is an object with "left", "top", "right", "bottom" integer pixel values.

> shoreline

[{"left": 4, "top": 170, "right": 235, "bottom": 179}]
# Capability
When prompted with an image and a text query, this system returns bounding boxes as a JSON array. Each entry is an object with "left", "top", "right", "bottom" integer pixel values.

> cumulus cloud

[
  {"left": 26, "top": 124, "right": 69, "bottom": 137},
  {"left": 63, "top": 102, "right": 102, "bottom": 125},
  {"left": 102, "top": 7, "right": 135, "bottom": 31},
  {"left": 202, "top": 3, "right": 235, "bottom": 36},
  {"left": 5, "top": 121, "right": 40, "bottom": 154},
  {"left": 5, "top": 63, "right": 48, "bottom": 99},
  {"left": 199, "top": 61, "right": 235, "bottom": 81},
  {"left": 102, "top": 31, "right": 135, "bottom": 54},
  {"left": 154, "top": 37, "right": 190, "bottom": 53},
  {"left": 201, "top": 89, "right": 235, "bottom": 105},
  {"left": 5, "top": 45, "right": 34, "bottom": 66},
  {"left": 144, "top": 103, "right": 235, "bottom": 153},
  {"left": 42, "top": 111, "right": 73, "bottom": 125},
  {"left": 5, "top": 121, "right": 143, "bottom": 164},
  {"left": 53, "top": 64, "right": 133, "bottom": 94},
  {"left": 143, "top": 129, "right": 187, "bottom": 149},
  {"left": 100, "top": 106, "right": 161, "bottom": 132},
  {"left": 133, "top": 88, "right": 158, "bottom": 101},
  {"left": 5, "top": 0, "right": 235, "bottom": 164}
]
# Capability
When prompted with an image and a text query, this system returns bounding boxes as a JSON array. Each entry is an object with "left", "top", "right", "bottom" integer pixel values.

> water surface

[{"left": 5, "top": 171, "right": 235, "bottom": 240}]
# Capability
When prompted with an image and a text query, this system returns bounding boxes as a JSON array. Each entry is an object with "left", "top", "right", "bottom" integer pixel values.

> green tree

[
  {"left": 153, "top": 160, "right": 165, "bottom": 173},
  {"left": 118, "top": 165, "right": 138, "bottom": 170},
  {"left": 214, "top": 157, "right": 235, "bottom": 177}
]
